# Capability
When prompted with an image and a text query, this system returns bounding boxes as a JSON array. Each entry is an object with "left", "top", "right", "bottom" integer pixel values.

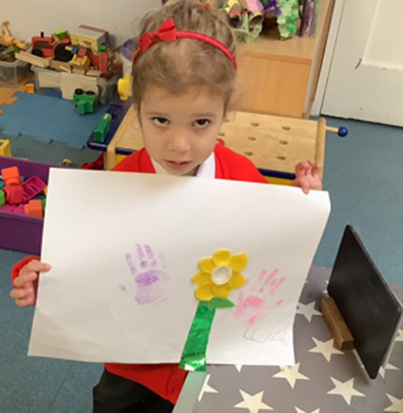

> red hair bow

[
  {"left": 132, "top": 17, "right": 237, "bottom": 69},
  {"left": 196, "top": 2, "right": 212, "bottom": 9},
  {"left": 138, "top": 18, "right": 177, "bottom": 53}
]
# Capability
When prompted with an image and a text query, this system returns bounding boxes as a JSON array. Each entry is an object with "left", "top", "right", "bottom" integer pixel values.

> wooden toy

[
  {"left": 69, "top": 25, "right": 110, "bottom": 54},
  {"left": 25, "top": 84, "right": 35, "bottom": 93}
]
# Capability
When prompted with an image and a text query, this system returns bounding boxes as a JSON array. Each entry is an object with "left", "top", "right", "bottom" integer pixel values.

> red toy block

[
  {"left": 99, "top": 51, "right": 110, "bottom": 75},
  {"left": 78, "top": 46, "right": 92, "bottom": 58},
  {"left": 1, "top": 166, "right": 21, "bottom": 186},
  {"left": 21, "top": 176, "right": 47, "bottom": 203},
  {"left": 4, "top": 185, "right": 24, "bottom": 205},
  {"left": 24, "top": 200, "right": 43, "bottom": 218}
]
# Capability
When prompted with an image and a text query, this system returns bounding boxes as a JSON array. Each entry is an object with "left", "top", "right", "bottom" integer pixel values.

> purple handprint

[
  {"left": 234, "top": 269, "right": 285, "bottom": 342},
  {"left": 125, "top": 244, "right": 169, "bottom": 305}
]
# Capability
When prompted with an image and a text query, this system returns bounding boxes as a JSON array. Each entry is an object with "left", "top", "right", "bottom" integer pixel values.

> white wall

[{"left": 2, "top": 0, "right": 161, "bottom": 48}]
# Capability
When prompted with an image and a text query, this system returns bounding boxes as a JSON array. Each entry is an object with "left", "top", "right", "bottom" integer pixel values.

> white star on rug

[
  {"left": 198, "top": 374, "right": 218, "bottom": 402},
  {"left": 327, "top": 377, "right": 365, "bottom": 405},
  {"left": 272, "top": 363, "right": 310, "bottom": 388},
  {"left": 385, "top": 394, "right": 403, "bottom": 412},
  {"left": 379, "top": 363, "right": 399, "bottom": 378},
  {"left": 296, "top": 301, "right": 321, "bottom": 322},
  {"left": 295, "top": 408, "right": 321, "bottom": 413},
  {"left": 235, "top": 365, "right": 243, "bottom": 372},
  {"left": 309, "top": 338, "right": 344, "bottom": 362},
  {"left": 396, "top": 329, "right": 403, "bottom": 342},
  {"left": 234, "top": 390, "right": 273, "bottom": 413}
]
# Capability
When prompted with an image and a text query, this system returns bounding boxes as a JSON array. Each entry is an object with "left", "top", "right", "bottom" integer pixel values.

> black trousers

[{"left": 93, "top": 369, "right": 174, "bottom": 413}]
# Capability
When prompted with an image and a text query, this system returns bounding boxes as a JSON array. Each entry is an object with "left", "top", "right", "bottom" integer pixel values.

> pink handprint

[
  {"left": 125, "top": 244, "right": 169, "bottom": 305},
  {"left": 234, "top": 269, "right": 285, "bottom": 342}
]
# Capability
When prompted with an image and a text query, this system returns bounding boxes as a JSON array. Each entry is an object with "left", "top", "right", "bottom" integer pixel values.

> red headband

[{"left": 132, "top": 18, "right": 237, "bottom": 69}]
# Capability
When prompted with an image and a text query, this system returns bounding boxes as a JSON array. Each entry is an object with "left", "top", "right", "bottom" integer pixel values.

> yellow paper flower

[{"left": 192, "top": 249, "right": 248, "bottom": 301}]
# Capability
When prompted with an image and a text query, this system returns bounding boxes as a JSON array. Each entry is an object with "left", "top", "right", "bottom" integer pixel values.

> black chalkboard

[{"left": 328, "top": 225, "right": 402, "bottom": 379}]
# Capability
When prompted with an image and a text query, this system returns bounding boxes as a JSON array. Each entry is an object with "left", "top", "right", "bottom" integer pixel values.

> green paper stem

[
  {"left": 180, "top": 301, "right": 216, "bottom": 372},
  {"left": 180, "top": 298, "right": 236, "bottom": 372}
]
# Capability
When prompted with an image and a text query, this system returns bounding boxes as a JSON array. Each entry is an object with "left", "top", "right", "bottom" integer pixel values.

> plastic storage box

[
  {"left": 31, "top": 65, "right": 118, "bottom": 105},
  {"left": 0, "top": 156, "right": 59, "bottom": 255},
  {"left": 0, "top": 59, "right": 29, "bottom": 87}
]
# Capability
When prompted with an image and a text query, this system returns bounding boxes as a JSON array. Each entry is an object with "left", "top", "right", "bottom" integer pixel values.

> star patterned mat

[{"left": 188, "top": 267, "right": 403, "bottom": 413}]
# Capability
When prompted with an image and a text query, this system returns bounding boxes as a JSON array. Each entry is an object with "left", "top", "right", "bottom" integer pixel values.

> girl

[{"left": 10, "top": 1, "right": 322, "bottom": 412}]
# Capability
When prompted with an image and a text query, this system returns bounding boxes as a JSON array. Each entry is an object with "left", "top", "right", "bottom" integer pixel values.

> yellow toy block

[
  {"left": 71, "top": 55, "right": 91, "bottom": 71},
  {"left": 0, "top": 139, "right": 12, "bottom": 157},
  {"left": 25, "top": 84, "right": 35, "bottom": 94}
]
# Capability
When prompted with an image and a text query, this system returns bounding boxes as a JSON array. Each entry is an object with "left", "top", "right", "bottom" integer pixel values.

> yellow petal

[
  {"left": 199, "top": 258, "right": 215, "bottom": 274},
  {"left": 212, "top": 282, "right": 232, "bottom": 298},
  {"left": 195, "top": 283, "right": 214, "bottom": 301},
  {"left": 213, "top": 249, "right": 232, "bottom": 266},
  {"left": 229, "top": 272, "right": 247, "bottom": 289},
  {"left": 192, "top": 271, "right": 212, "bottom": 285},
  {"left": 229, "top": 253, "right": 248, "bottom": 272}
]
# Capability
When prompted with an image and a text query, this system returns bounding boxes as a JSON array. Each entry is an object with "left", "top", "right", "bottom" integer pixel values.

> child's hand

[
  {"left": 10, "top": 261, "right": 51, "bottom": 307},
  {"left": 292, "top": 160, "right": 323, "bottom": 194}
]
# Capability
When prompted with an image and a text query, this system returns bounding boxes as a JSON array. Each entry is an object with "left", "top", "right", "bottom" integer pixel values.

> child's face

[{"left": 139, "top": 87, "right": 226, "bottom": 176}]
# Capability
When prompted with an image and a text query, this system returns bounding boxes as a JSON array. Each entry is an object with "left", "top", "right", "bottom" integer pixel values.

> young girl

[{"left": 10, "top": 1, "right": 322, "bottom": 412}]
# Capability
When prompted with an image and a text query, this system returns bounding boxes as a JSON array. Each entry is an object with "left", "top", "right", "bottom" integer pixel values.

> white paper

[{"left": 29, "top": 168, "right": 330, "bottom": 366}]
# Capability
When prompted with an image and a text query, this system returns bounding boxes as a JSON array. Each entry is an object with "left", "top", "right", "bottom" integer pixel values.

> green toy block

[
  {"left": 54, "top": 29, "right": 68, "bottom": 40},
  {"left": 73, "top": 89, "right": 98, "bottom": 115},
  {"left": 94, "top": 113, "right": 112, "bottom": 143},
  {"left": 0, "top": 190, "right": 5, "bottom": 208},
  {"left": 98, "top": 45, "right": 107, "bottom": 52},
  {"left": 42, "top": 198, "right": 46, "bottom": 210}
]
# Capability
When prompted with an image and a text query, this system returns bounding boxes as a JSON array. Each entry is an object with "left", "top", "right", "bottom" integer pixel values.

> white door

[{"left": 321, "top": 0, "right": 403, "bottom": 127}]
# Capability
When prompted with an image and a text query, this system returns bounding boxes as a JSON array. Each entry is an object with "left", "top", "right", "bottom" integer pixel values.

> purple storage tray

[{"left": 0, "top": 156, "right": 59, "bottom": 255}]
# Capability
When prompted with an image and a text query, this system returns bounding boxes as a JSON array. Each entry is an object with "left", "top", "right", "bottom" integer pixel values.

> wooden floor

[{"left": 0, "top": 74, "right": 33, "bottom": 116}]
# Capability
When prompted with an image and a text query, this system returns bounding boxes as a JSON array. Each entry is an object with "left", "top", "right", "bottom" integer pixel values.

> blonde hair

[{"left": 132, "top": 0, "right": 237, "bottom": 113}]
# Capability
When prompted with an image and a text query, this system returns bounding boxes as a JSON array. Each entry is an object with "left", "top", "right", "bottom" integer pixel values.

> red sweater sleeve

[
  {"left": 214, "top": 145, "right": 268, "bottom": 183},
  {"left": 11, "top": 256, "right": 40, "bottom": 287}
]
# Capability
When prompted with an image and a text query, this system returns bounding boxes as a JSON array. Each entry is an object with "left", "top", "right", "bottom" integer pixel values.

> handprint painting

[
  {"left": 29, "top": 170, "right": 330, "bottom": 366},
  {"left": 125, "top": 244, "right": 169, "bottom": 305}
]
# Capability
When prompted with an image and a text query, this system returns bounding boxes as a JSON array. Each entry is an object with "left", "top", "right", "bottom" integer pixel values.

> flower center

[{"left": 212, "top": 265, "right": 233, "bottom": 285}]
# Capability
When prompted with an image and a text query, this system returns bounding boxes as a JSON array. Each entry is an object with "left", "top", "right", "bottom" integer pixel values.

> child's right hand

[{"left": 10, "top": 261, "right": 51, "bottom": 307}]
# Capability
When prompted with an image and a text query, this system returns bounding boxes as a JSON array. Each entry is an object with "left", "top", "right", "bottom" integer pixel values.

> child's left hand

[{"left": 292, "top": 160, "right": 323, "bottom": 195}]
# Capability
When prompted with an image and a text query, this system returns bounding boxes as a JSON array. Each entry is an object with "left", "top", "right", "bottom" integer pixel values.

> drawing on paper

[{"left": 125, "top": 244, "right": 169, "bottom": 305}]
